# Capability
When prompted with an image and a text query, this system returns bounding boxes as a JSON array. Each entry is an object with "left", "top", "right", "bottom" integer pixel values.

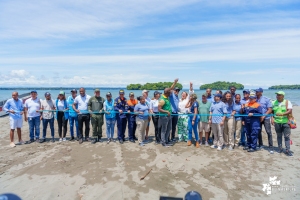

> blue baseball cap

[
  {"left": 44, "top": 92, "right": 51, "bottom": 97},
  {"left": 214, "top": 93, "right": 222, "bottom": 98},
  {"left": 31, "top": 90, "right": 37, "bottom": 93},
  {"left": 255, "top": 88, "right": 263, "bottom": 92},
  {"left": 243, "top": 89, "right": 250, "bottom": 94}
]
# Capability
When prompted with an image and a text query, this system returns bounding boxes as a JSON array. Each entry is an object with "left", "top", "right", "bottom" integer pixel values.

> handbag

[{"left": 286, "top": 100, "right": 297, "bottom": 129}]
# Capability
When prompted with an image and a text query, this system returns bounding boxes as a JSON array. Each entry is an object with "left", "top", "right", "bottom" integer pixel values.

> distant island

[
  {"left": 200, "top": 81, "right": 244, "bottom": 90},
  {"left": 269, "top": 85, "right": 300, "bottom": 90},
  {"left": 127, "top": 82, "right": 183, "bottom": 90}
]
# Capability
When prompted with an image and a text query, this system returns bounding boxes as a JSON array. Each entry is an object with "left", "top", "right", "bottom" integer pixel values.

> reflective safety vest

[{"left": 272, "top": 100, "right": 288, "bottom": 124}]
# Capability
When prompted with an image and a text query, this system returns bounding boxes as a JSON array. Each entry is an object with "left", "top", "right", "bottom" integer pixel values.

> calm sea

[{"left": 0, "top": 89, "right": 299, "bottom": 105}]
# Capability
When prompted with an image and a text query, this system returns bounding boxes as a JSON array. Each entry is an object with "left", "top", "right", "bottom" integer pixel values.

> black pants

[
  {"left": 152, "top": 113, "right": 161, "bottom": 142},
  {"left": 171, "top": 114, "right": 178, "bottom": 140},
  {"left": 258, "top": 118, "right": 273, "bottom": 147},
  {"left": 78, "top": 114, "right": 90, "bottom": 139},
  {"left": 57, "top": 112, "right": 68, "bottom": 138}
]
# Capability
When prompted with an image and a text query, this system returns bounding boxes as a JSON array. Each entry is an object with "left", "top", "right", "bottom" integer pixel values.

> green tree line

[
  {"left": 269, "top": 85, "right": 300, "bottom": 90},
  {"left": 200, "top": 81, "right": 244, "bottom": 90},
  {"left": 127, "top": 82, "right": 183, "bottom": 90}
]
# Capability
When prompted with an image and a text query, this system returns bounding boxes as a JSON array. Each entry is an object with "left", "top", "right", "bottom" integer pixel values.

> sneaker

[
  {"left": 166, "top": 142, "right": 173, "bottom": 146},
  {"left": 243, "top": 147, "right": 249, "bottom": 150},
  {"left": 16, "top": 140, "right": 25, "bottom": 145},
  {"left": 247, "top": 148, "right": 255, "bottom": 153},
  {"left": 107, "top": 139, "right": 111, "bottom": 144},
  {"left": 171, "top": 138, "right": 177, "bottom": 143},
  {"left": 113, "top": 139, "right": 117, "bottom": 143},
  {"left": 139, "top": 142, "right": 145, "bottom": 146},
  {"left": 129, "top": 139, "right": 135, "bottom": 143},
  {"left": 59, "top": 138, "right": 62, "bottom": 142},
  {"left": 91, "top": 138, "right": 97, "bottom": 144},
  {"left": 269, "top": 147, "right": 274, "bottom": 154},
  {"left": 69, "top": 136, "right": 75, "bottom": 141},
  {"left": 143, "top": 140, "right": 149, "bottom": 144},
  {"left": 63, "top": 138, "right": 66, "bottom": 142},
  {"left": 210, "top": 145, "right": 217, "bottom": 149},
  {"left": 98, "top": 138, "right": 103, "bottom": 143},
  {"left": 134, "top": 137, "right": 138, "bottom": 141},
  {"left": 285, "top": 150, "right": 293, "bottom": 157},
  {"left": 119, "top": 140, "right": 124, "bottom": 144},
  {"left": 278, "top": 148, "right": 284, "bottom": 154},
  {"left": 195, "top": 141, "right": 200, "bottom": 148},
  {"left": 36, "top": 139, "right": 40, "bottom": 143},
  {"left": 25, "top": 139, "right": 35, "bottom": 144},
  {"left": 257, "top": 145, "right": 263, "bottom": 150},
  {"left": 51, "top": 138, "right": 55, "bottom": 143},
  {"left": 228, "top": 146, "right": 233, "bottom": 151},
  {"left": 39, "top": 139, "right": 45, "bottom": 143},
  {"left": 75, "top": 137, "right": 79, "bottom": 141},
  {"left": 187, "top": 141, "right": 192, "bottom": 146},
  {"left": 217, "top": 146, "right": 222, "bottom": 151},
  {"left": 10, "top": 142, "right": 16, "bottom": 148},
  {"left": 79, "top": 138, "right": 83, "bottom": 144},
  {"left": 162, "top": 143, "right": 170, "bottom": 148},
  {"left": 205, "top": 141, "right": 209, "bottom": 147}
]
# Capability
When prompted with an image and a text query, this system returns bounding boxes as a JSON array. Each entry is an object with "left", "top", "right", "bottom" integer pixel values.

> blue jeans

[
  {"left": 69, "top": 116, "right": 79, "bottom": 137},
  {"left": 106, "top": 118, "right": 116, "bottom": 139},
  {"left": 188, "top": 116, "right": 199, "bottom": 141},
  {"left": 28, "top": 116, "right": 40, "bottom": 140},
  {"left": 241, "top": 125, "right": 246, "bottom": 145},
  {"left": 42, "top": 118, "right": 54, "bottom": 139}
]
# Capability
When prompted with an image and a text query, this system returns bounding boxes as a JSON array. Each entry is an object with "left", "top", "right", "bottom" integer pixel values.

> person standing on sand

[
  {"left": 256, "top": 88, "right": 274, "bottom": 154},
  {"left": 39, "top": 92, "right": 56, "bottom": 143},
  {"left": 239, "top": 89, "right": 250, "bottom": 146},
  {"left": 114, "top": 89, "right": 128, "bottom": 144},
  {"left": 73, "top": 87, "right": 91, "bottom": 144},
  {"left": 177, "top": 82, "right": 194, "bottom": 142},
  {"left": 158, "top": 88, "right": 173, "bottom": 147},
  {"left": 88, "top": 89, "right": 105, "bottom": 144},
  {"left": 198, "top": 93, "right": 211, "bottom": 146},
  {"left": 127, "top": 92, "right": 138, "bottom": 143},
  {"left": 233, "top": 94, "right": 243, "bottom": 147},
  {"left": 169, "top": 78, "right": 180, "bottom": 142},
  {"left": 271, "top": 91, "right": 293, "bottom": 157},
  {"left": 134, "top": 96, "right": 150, "bottom": 146},
  {"left": 55, "top": 91, "right": 69, "bottom": 142},
  {"left": 241, "top": 91, "right": 263, "bottom": 153},
  {"left": 209, "top": 93, "right": 227, "bottom": 151},
  {"left": 150, "top": 91, "right": 162, "bottom": 144},
  {"left": 67, "top": 89, "right": 79, "bottom": 141},
  {"left": 185, "top": 94, "right": 200, "bottom": 148},
  {"left": 3, "top": 92, "right": 25, "bottom": 147},
  {"left": 142, "top": 90, "right": 151, "bottom": 141},
  {"left": 222, "top": 91, "right": 236, "bottom": 151},
  {"left": 104, "top": 92, "right": 116, "bottom": 143},
  {"left": 24, "top": 90, "right": 41, "bottom": 144}
]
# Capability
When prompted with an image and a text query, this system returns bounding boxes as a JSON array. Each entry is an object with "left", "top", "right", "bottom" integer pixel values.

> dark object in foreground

[
  {"left": 140, "top": 168, "right": 152, "bottom": 180},
  {"left": 160, "top": 191, "right": 202, "bottom": 200}
]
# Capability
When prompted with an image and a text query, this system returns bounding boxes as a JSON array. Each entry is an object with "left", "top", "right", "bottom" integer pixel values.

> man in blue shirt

[
  {"left": 67, "top": 89, "right": 79, "bottom": 141},
  {"left": 169, "top": 78, "right": 180, "bottom": 142},
  {"left": 3, "top": 92, "right": 24, "bottom": 147},
  {"left": 206, "top": 88, "right": 213, "bottom": 102},
  {"left": 114, "top": 90, "right": 128, "bottom": 144},
  {"left": 239, "top": 89, "right": 250, "bottom": 146},
  {"left": 256, "top": 88, "right": 274, "bottom": 154}
]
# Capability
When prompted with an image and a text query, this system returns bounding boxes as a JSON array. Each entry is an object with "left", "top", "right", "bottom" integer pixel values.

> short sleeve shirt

[
  {"left": 150, "top": 99, "right": 159, "bottom": 112},
  {"left": 134, "top": 103, "right": 149, "bottom": 120},
  {"left": 190, "top": 101, "right": 199, "bottom": 114},
  {"left": 225, "top": 102, "right": 234, "bottom": 119},
  {"left": 169, "top": 92, "right": 179, "bottom": 113},
  {"left": 256, "top": 96, "right": 272, "bottom": 119},
  {"left": 24, "top": 97, "right": 41, "bottom": 118},
  {"left": 74, "top": 95, "right": 91, "bottom": 114},
  {"left": 41, "top": 99, "right": 55, "bottom": 119},
  {"left": 233, "top": 102, "right": 242, "bottom": 121},
  {"left": 210, "top": 101, "right": 227, "bottom": 124},
  {"left": 199, "top": 101, "right": 211, "bottom": 123},
  {"left": 3, "top": 98, "right": 24, "bottom": 119}
]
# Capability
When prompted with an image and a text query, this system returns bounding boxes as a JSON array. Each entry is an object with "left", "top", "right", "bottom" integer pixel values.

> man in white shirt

[
  {"left": 24, "top": 90, "right": 41, "bottom": 144},
  {"left": 73, "top": 87, "right": 91, "bottom": 144},
  {"left": 40, "top": 92, "right": 56, "bottom": 143},
  {"left": 142, "top": 90, "right": 151, "bottom": 140}
]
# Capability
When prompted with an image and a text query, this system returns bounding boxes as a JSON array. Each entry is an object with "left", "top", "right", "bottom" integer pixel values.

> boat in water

[{"left": 0, "top": 92, "right": 31, "bottom": 117}]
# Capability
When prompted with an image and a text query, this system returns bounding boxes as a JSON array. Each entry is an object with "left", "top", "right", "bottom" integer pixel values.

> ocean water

[{"left": 0, "top": 89, "right": 299, "bottom": 105}]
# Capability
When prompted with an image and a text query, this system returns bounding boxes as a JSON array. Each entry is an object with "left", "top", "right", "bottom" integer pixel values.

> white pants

[{"left": 10, "top": 118, "right": 23, "bottom": 129}]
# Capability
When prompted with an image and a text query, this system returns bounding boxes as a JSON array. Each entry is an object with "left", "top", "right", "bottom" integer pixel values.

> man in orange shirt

[{"left": 127, "top": 92, "right": 138, "bottom": 143}]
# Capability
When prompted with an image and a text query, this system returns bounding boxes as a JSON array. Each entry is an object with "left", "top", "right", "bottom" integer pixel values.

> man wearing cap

[
  {"left": 169, "top": 78, "right": 180, "bottom": 142},
  {"left": 271, "top": 91, "right": 293, "bottom": 156},
  {"left": 241, "top": 91, "right": 263, "bottom": 152},
  {"left": 158, "top": 88, "right": 173, "bottom": 147},
  {"left": 3, "top": 92, "right": 25, "bottom": 147},
  {"left": 127, "top": 92, "right": 138, "bottom": 143},
  {"left": 39, "top": 92, "right": 56, "bottom": 143},
  {"left": 73, "top": 87, "right": 91, "bottom": 144},
  {"left": 142, "top": 90, "right": 151, "bottom": 140},
  {"left": 24, "top": 91, "right": 41, "bottom": 143},
  {"left": 256, "top": 88, "right": 274, "bottom": 153},
  {"left": 209, "top": 93, "right": 227, "bottom": 151},
  {"left": 239, "top": 89, "right": 250, "bottom": 146},
  {"left": 198, "top": 93, "right": 211, "bottom": 146},
  {"left": 114, "top": 89, "right": 128, "bottom": 144},
  {"left": 88, "top": 89, "right": 105, "bottom": 144},
  {"left": 104, "top": 92, "right": 116, "bottom": 143},
  {"left": 67, "top": 89, "right": 79, "bottom": 141}
]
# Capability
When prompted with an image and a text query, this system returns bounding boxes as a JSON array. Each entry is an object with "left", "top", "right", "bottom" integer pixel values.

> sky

[{"left": 0, "top": 0, "right": 299, "bottom": 89}]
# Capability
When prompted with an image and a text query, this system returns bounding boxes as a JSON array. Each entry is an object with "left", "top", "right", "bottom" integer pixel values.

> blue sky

[{"left": 0, "top": 0, "right": 299, "bottom": 88}]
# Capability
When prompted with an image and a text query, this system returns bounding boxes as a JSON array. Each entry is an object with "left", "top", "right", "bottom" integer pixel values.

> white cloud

[{"left": 10, "top": 70, "right": 29, "bottom": 77}]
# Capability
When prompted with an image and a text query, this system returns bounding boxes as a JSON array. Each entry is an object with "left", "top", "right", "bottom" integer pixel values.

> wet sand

[{"left": 0, "top": 108, "right": 299, "bottom": 200}]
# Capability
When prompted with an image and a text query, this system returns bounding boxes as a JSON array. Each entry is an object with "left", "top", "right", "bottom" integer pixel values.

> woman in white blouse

[
  {"left": 150, "top": 91, "right": 162, "bottom": 144},
  {"left": 177, "top": 83, "right": 194, "bottom": 142}
]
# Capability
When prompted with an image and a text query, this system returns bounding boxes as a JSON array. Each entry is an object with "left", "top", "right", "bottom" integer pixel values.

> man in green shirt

[
  {"left": 88, "top": 89, "right": 105, "bottom": 144},
  {"left": 271, "top": 91, "right": 293, "bottom": 156},
  {"left": 158, "top": 88, "right": 173, "bottom": 147},
  {"left": 198, "top": 93, "right": 211, "bottom": 146}
]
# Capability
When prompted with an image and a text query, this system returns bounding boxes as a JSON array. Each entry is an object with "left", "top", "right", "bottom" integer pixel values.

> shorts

[
  {"left": 198, "top": 121, "right": 210, "bottom": 132},
  {"left": 10, "top": 118, "right": 23, "bottom": 129}
]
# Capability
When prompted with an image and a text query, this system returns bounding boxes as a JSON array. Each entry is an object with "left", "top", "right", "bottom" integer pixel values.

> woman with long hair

[
  {"left": 185, "top": 93, "right": 200, "bottom": 148},
  {"left": 55, "top": 91, "right": 69, "bottom": 142},
  {"left": 222, "top": 91, "right": 236, "bottom": 150}
]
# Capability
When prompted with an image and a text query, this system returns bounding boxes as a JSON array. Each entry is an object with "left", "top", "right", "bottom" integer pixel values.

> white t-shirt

[
  {"left": 40, "top": 99, "right": 55, "bottom": 119},
  {"left": 150, "top": 99, "right": 159, "bottom": 112},
  {"left": 74, "top": 95, "right": 91, "bottom": 113},
  {"left": 178, "top": 90, "right": 194, "bottom": 113},
  {"left": 278, "top": 100, "right": 293, "bottom": 109},
  {"left": 25, "top": 97, "right": 41, "bottom": 118},
  {"left": 57, "top": 99, "right": 65, "bottom": 111}
]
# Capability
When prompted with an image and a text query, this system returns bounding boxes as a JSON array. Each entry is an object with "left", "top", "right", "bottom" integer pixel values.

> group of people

[{"left": 3, "top": 79, "right": 294, "bottom": 156}]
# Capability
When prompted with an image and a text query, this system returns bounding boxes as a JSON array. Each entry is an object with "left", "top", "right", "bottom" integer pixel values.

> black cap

[
  {"left": 44, "top": 92, "right": 51, "bottom": 97},
  {"left": 71, "top": 89, "right": 77, "bottom": 93},
  {"left": 119, "top": 90, "right": 125, "bottom": 94},
  {"left": 154, "top": 91, "right": 162, "bottom": 96},
  {"left": 174, "top": 87, "right": 180, "bottom": 91},
  {"left": 106, "top": 92, "right": 112, "bottom": 96}
]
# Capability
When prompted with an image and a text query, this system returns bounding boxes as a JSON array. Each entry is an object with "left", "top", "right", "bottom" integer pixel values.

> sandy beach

[{"left": 0, "top": 109, "right": 299, "bottom": 200}]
